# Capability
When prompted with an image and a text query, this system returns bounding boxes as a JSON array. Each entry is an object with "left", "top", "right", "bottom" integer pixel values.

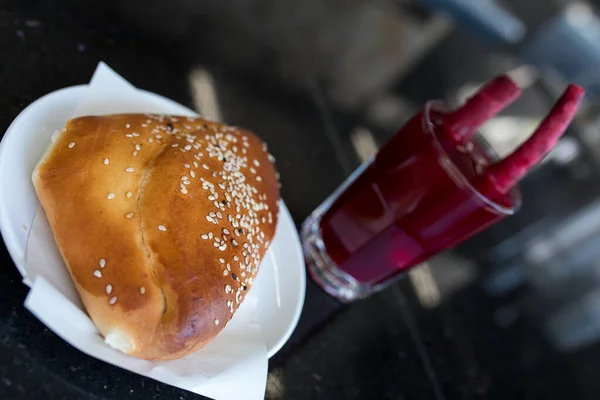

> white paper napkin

[{"left": 20, "top": 62, "right": 268, "bottom": 400}]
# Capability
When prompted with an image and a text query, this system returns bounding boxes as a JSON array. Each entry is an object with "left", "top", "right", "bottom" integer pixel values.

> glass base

[
  {"left": 301, "top": 158, "right": 383, "bottom": 302},
  {"left": 302, "top": 211, "right": 375, "bottom": 303}
]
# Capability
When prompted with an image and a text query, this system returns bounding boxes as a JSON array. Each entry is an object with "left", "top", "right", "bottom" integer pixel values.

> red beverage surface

[{"left": 319, "top": 106, "right": 516, "bottom": 285}]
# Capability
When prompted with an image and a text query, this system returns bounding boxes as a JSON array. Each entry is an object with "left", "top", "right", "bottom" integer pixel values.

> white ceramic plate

[{"left": 0, "top": 85, "right": 306, "bottom": 358}]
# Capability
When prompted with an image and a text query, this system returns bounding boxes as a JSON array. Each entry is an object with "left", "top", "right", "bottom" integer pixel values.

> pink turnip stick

[
  {"left": 479, "top": 84, "right": 585, "bottom": 195},
  {"left": 445, "top": 75, "right": 522, "bottom": 144}
]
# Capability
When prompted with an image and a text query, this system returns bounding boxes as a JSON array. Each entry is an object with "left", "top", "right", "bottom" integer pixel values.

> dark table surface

[{"left": 3, "top": 1, "right": 600, "bottom": 400}]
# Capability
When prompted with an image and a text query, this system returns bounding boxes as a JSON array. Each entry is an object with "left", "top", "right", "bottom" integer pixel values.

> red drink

[
  {"left": 319, "top": 102, "right": 518, "bottom": 285},
  {"left": 302, "top": 102, "right": 519, "bottom": 301},
  {"left": 302, "top": 80, "right": 584, "bottom": 302}
]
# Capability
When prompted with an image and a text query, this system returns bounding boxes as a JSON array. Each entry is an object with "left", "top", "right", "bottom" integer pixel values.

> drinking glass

[{"left": 301, "top": 101, "right": 521, "bottom": 302}]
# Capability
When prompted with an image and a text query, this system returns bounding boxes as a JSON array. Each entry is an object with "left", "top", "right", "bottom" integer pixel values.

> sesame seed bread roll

[{"left": 32, "top": 114, "right": 279, "bottom": 360}]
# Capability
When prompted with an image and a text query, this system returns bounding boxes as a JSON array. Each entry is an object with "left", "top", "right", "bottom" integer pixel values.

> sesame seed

[
  {"left": 125, "top": 213, "right": 134, "bottom": 219},
  {"left": 126, "top": 191, "right": 133, "bottom": 198},
  {"left": 202, "top": 164, "right": 209, "bottom": 170},
  {"left": 68, "top": 142, "right": 75, "bottom": 148},
  {"left": 105, "top": 284, "right": 112, "bottom": 294},
  {"left": 109, "top": 296, "right": 117, "bottom": 305},
  {"left": 184, "top": 163, "right": 190, "bottom": 168},
  {"left": 135, "top": 144, "right": 141, "bottom": 151},
  {"left": 132, "top": 132, "right": 139, "bottom": 137},
  {"left": 223, "top": 270, "right": 228, "bottom": 276},
  {"left": 190, "top": 171, "right": 196, "bottom": 178},
  {"left": 193, "top": 161, "right": 199, "bottom": 168},
  {"left": 158, "top": 225, "right": 167, "bottom": 232},
  {"left": 254, "top": 160, "right": 260, "bottom": 166},
  {"left": 107, "top": 193, "right": 115, "bottom": 200},
  {"left": 201, "top": 234, "right": 208, "bottom": 239},
  {"left": 214, "top": 319, "right": 219, "bottom": 325},
  {"left": 181, "top": 188, "right": 188, "bottom": 194},
  {"left": 139, "top": 287, "right": 146, "bottom": 295},
  {"left": 125, "top": 134, "right": 133, "bottom": 138},
  {"left": 93, "top": 270, "right": 102, "bottom": 278},
  {"left": 126, "top": 124, "right": 131, "bottom": 128},
  {"left": 225, "top": 284, "right": 232, "bottom": 293},
  {"left": 185, "top": 145, "right": 192, "bottom": 150},
  {"left": 104, "top": 158, "right": 109, "bottom": 165},
  {"left": 256, "top": 176, "right": 262, "bottom": 182},
  {"left": 99, "top": 259, "right": 106, "bottom": 268},
  {"left": 172, "top": 143, "right": 179, "bottom": 148},
  {"left": 208, "top": 232, "right": 213, "bottom": 239},
  {"left": 133, "top": 151, "right": 138, "bottom": 156},
  {"left": 125, "top": 167, "right": 134, "bottom": 172}
]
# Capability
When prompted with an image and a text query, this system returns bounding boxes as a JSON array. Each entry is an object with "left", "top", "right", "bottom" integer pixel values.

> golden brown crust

[{"left": 33, "top": 114, "right": 279, "bottom": 360}]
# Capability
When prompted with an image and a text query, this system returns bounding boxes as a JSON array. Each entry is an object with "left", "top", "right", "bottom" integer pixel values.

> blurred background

[{"left": 4, "top": 0, "right": 600, "bottom": 398}]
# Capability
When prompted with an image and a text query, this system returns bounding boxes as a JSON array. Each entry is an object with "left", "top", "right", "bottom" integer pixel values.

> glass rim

[{"left": 423, "top": 100, "right": 522, "bottom": 216}]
